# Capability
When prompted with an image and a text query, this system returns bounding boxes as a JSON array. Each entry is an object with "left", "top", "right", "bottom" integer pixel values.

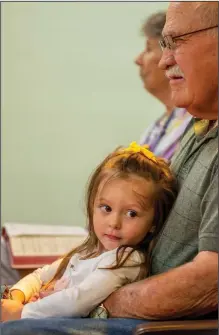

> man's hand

[{"left": 1, "top": 299, "right": 24, "bottom": 322}]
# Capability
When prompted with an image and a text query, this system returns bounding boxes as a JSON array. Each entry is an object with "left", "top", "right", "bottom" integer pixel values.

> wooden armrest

[{"left": 135, "top": 319, "right": 218, "bottom": 335}]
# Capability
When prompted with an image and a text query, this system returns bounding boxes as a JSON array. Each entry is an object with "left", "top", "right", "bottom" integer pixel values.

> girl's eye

[
  {"left": 100, "top": 205, "right": 112, "bottom": 213},
  {"left": 127, "top": 210, "right": 137, "bottom": 218}
]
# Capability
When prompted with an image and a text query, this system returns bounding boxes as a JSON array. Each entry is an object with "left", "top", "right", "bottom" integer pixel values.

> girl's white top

[{"left": 11, "top": 248, "right": 144, "bottom": 319}]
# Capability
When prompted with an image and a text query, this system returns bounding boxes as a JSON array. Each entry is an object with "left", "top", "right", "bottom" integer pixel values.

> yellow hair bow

[{"left": 122, "top": 142, "right": 157, "bottom": 163}]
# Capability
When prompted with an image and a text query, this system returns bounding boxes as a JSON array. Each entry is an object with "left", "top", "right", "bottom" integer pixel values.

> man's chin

[
  {"left": 171, "top": 93, "right": 207, "bottom": 119},
  {"left": 171, "top": 90, "right": 191, "bottom": 110}
]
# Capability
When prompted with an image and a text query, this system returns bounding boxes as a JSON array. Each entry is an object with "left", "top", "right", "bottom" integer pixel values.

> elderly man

[{"left": 1, "top": 2, "right": 218, "bottom": 335}]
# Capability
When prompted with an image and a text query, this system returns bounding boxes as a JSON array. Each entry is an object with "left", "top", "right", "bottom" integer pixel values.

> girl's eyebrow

[
  {"left": 97, "top": 197, "right": 110, "bottom": 203},
  {"left": 98, "top": 198, "right": 144, "bottom": 211},
  {"left": 124, "top": 201, "right": 144, "bottom": 209}
]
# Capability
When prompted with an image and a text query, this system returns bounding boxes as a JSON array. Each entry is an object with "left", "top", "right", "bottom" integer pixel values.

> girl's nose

[{"left": 108, "top": 214, "right": 122, "bottom": 230}]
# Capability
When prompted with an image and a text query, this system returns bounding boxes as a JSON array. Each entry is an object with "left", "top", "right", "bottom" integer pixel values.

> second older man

[{"left": 136, "top": 11, "right": 192, "bottom": 161}]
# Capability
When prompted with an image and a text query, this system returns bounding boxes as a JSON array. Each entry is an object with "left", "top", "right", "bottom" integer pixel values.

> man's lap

[{"left": 0, "top": 317, "right": 146, "bottom": 335}]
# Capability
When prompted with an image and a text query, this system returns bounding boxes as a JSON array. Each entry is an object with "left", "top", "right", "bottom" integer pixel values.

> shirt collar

[{"left": 193, "top": 118, "right": 218, "bottom": 138}]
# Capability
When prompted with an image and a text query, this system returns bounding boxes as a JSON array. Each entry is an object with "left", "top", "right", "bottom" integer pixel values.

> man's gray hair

[{"left": 141, "top": 11, "right": 166, "bottom": 39}]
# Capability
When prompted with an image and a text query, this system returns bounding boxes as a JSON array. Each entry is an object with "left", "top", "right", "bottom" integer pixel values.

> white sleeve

[
  {"left": 10, "top": 258, "right": 63, "bottom": 303},
  {"left": 21, "top": 250, "right": 143, "bottom": 319}
]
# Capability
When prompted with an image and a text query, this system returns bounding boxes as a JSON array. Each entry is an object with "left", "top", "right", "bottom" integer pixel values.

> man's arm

[{"left": 104, "top": 251, "right": 218, "bottom": 319}]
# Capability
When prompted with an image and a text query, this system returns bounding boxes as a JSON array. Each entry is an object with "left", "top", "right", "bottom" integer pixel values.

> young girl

[{"left": 1, "top": 142, "right": 177, "bottom": 321}]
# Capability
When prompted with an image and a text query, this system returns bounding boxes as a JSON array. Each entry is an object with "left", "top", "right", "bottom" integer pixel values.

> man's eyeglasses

[{"left": 159, "top": 25, "right": 218, "bottom": 51}]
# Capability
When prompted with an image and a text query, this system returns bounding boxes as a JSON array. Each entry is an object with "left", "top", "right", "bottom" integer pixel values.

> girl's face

[{"left": 93, "top": 175, "right": 155, "bottom": 252}]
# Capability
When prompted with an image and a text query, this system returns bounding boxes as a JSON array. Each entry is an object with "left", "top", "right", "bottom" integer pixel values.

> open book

[{"left": 2, "top": 222, "right": 88, "bottom": 269}]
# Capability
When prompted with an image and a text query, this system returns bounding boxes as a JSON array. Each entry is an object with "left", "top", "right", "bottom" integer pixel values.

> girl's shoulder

[{"left": 98, "top": 247, "right": 145, "bottom": 268}]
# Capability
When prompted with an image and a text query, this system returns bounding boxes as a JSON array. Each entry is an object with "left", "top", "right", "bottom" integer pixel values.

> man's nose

[
  {"left": 108, "top": 214, "right": 122, "bottom": 230},
  {"left": 158, "top": 49, "right": 176, "bottom": 70}
]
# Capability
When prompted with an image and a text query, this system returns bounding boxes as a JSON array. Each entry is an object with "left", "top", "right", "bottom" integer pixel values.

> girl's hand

[
  {"left": 1, "top": 299, "right": 23, "bottom": 322},
  {"left": 39, "top": 290, "right": 55, "bottom": 299},
  {"left": 28, "top": 293, "right": 40, "bottom": 302},
  {"left": 28, "top": 290, "right": 55, "bottom": 302}
]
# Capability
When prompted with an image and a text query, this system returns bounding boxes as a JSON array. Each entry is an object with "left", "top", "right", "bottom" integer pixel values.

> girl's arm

[
  {"left": 21, "top": 250, "right": 143, "bottom": 319},
  {"left": 9, "top": 258, "right": 63, "bottom": 303}
]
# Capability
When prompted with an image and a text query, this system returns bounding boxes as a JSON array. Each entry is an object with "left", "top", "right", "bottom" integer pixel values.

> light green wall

[{"left": 2, "top": 2, "right": 168, "bottom": 227}]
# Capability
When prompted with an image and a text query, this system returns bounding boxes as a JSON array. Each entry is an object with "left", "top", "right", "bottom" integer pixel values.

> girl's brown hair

[{"left": 43, "top": 145, "right": 177, "bottom": 289}]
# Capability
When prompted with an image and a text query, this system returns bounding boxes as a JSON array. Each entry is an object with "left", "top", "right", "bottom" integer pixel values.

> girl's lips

[{"left": 104, "top": 234, "right": 121, "bottom": 241}]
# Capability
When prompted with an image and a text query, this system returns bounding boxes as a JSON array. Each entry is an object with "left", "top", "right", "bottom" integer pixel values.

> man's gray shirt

[{"left": 151, "top": 120, "right": 218, "bottom": 275}]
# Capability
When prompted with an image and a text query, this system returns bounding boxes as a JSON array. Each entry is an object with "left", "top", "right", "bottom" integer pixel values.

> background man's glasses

[{"left": 159, "top": 25, "right": 218, "bottom": 51}]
